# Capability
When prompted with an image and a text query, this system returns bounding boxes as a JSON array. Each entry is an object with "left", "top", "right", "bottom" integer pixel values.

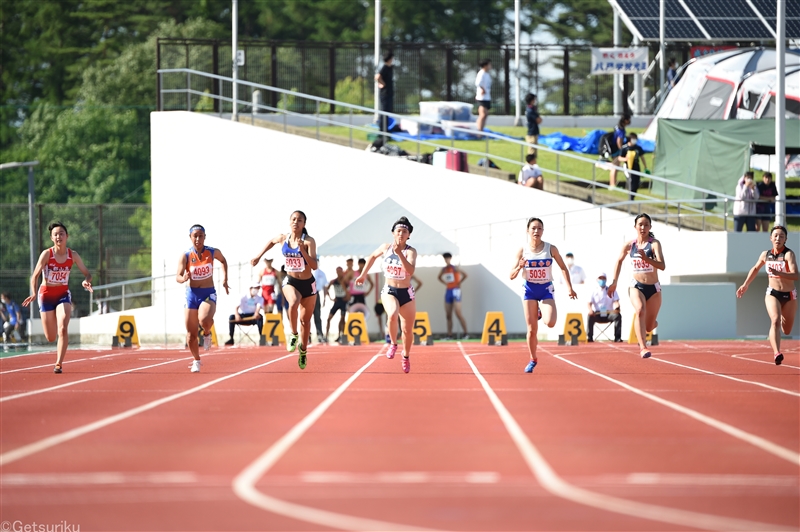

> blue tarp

[{"left": 538, "top": 129, "right": 654, "bottom": 154}]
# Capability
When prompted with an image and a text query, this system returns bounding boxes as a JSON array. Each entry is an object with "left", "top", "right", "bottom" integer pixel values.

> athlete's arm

[
  {"left": 356, "top": 244, "right": 388, "bottom": 285},
  {"left": 769, "top": 250, "right": 798, "bottom": 281},
  {"left": 437, "top": 269, "right": 447, "bottom": 284},
  {"left": 412, "top": 275, "right": 422, "bottom": 292},
  {"left": 22, "top": 250, "right": 50, "bottom": 307},
  {"left": 458, "top": 268, "right": 468, "bottom": 285},
  {"left": 72, "top": 251, "right": 94, "bottom": 293},
  {"left": 606, "top": 242, "right": 630, "bottom": 297},
  {"left": 298, "top": 236, "right": 318, "bottom": 271},
  {"left": 176, "top": 252, "right": 190, "bottom": 284},
  {"left": 214, "top": 249, "right": 230, "bottom": 295},
  {"left": 510, "top": 248, "right": 524, "bottom": 280},
  {"left": 736, "top": 251, "right": 767, "bottom": 298},
  {"left": 551, "top": 245, "right": 577, "bottom": 299},
  {"left": 640, "top": 240, "right": 666, "bottom": 271},
  {"left": 250, "top": 234, "right": 284, "bottom": 267},
  {"left": 394, "top": 244, "right": 416, "bottom": 276}
]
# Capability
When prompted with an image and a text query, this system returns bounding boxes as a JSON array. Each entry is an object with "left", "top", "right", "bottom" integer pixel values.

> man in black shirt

[
  {"left": 375, "top": 52, "right": 394, "bottom": 132},
  {"left": 619, "top": 133, "right": 648, "bottom": 200},
  {"left": 756, "top": 171, "right": 778, "bottom": 232}
]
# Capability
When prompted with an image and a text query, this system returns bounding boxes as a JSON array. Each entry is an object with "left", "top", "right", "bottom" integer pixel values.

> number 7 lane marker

[
  {"left": 233, "top": 348, "right": 433, "bottom": 532},
  {"left": 459, "top": 343, "right": 793, "bottom": 532},
  {"left": 0, "top": 353, "right": 294, "bottom": 466}
]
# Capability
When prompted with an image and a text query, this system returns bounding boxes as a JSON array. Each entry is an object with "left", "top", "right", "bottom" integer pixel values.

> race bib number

[
  {"left": 525, "top": 267, "right": 550, "bottom": 283},
  {"left": 385, "top": 264, "right": 406, "bottom": 280},
  {"left": 190, "top": 264, "right": 212, "bottom": 280},
  {"left": 46, "top": 269, "right": 70, "bottom": 284},
  {"left": 443, "top": 272, "right": 456, "bottom": 284},
  {"left": 285, "top": 257, "right": 304, "bottom": 272},
  {"left": 631, "top": 258, "right": 654, "bottom": 273},
  {"left": 766, "top": 261, "right": 785, "bottom": 277}
]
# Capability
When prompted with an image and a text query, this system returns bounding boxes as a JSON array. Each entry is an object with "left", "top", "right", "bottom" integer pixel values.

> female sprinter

[
  {"left": 510, "top": 217, "right": 576, "bottom": 373},
  {"left": 251, "top": 211, "right": 317, "bottom": 369},
  {"left": 22, "top": 221, "right": 93, "bottom": 374},
  {"left": 356, "top": 216, "right": 417, "bottom": 373},
  {"left": 177, "top": 224, "right": 229, "bottom": 373},
  {"left": 607, "top": 213, "right": 666, "bottom": 359},
  {"left": 736, "top": 225, "right": 797, "bottom": 364}
]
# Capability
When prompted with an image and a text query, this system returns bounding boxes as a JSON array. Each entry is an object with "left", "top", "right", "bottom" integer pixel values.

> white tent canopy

[{"left": 317, "top": 197, "right": 459, "bottom": 257}]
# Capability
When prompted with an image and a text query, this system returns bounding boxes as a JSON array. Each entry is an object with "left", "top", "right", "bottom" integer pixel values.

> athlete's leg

[
  {"left": 453, "top": 301, "right": 468, "bottom": 335},
  {"left": 297, "top": 295, "right": 316, "bottom": 350},
  {"left": 313, "top": 296, "right": 323, "bottom": 338},
  {"left": 444, "top": 301, "right": 454, "bottom": 336},
  {"left": 40, "top": 310, "right": 57, "bottom": 343},
  {"left": 629, "top": 288, "right": 648, "bottom": 350},
  {"left": 644, "top": 291, "right": 662, "bottom": 332},
  {"left": 522, "top": 299, "right": 539, "bottom": 361},
  {"left": 780, "top": 298, "right": 796, "bottom": 336},
  {"left": 325, "top": 308, "right": 334, "bottom": 339},
  {"left": 398, "top": 300, "right": 416, "bottom": 358},
  {"left": 198, "top": 300, "right": 216, "bottom": 338},
  {"left": 765, "top": 295, "right": 784, "bottom": 355},
  {"left": 338, "top": 307, "right": 346, "bottom": 337},
  {"left": 54, "top": 303, "right": 71, "bottom": 367},
  {"left": 185, "top": 309, "right": 200, "bottom": 360},
  {"left": 382, "top": 294, "right": 400, "bottom": 345},
  {"left": 283, "top": 285, "right": 302, "bottom": 335},
  {"left": 540, "top": 299, "right": 557, "bottom": 328}
]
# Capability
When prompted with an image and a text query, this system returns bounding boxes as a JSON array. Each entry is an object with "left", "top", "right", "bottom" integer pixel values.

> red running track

[{"left": 0, "top": 339, "right": 797, "bottom": 531}]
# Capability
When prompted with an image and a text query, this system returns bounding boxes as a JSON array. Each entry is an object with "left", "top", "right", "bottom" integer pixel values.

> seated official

[
  {"left": 225, "top": 282, "right": 264, "bottom": 346},
  {"left": 587, "top": 272, "right": 622, "bottom": 342}
]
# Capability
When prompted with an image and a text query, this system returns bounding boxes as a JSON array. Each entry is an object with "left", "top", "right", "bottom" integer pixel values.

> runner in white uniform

[
  {"left": 607, "top": 213, "right": 666, "bottom": 358},
  {"left": 510, "top": 217, "right": 576, "bottom": 373},
  {"left": 356, "top": 216, "right": 417, "bottom": 373}
]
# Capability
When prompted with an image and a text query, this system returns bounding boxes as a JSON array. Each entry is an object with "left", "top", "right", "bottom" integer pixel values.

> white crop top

[{"left": 522, "top": 242, "right": 553, "bottom": 284}]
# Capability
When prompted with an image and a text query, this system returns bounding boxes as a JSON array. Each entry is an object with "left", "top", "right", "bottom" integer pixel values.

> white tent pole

[
  {"left": 775, "top": 0, "right": 786, "bottom": 227},
  {"left": 231, "top": 0, "right": 238, "bottom": 121},
  {"left": 633, "top": 35, "right": 644, "bottom": 114},
  {"left": 514, "top": 0, "right": 522, "bottom": 126},
  {"left": 374, "top": 0, "right": 381, "bottom": 123},
  {"left": 614, "top": 7, "right": 622, "bottom": 115},
  {"left": 659, "top": 0, "right": 665, "bottom": 94}
]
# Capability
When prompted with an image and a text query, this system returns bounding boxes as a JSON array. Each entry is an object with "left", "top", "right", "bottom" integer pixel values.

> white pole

[
  {"left": 514, "top": 0, "right": 521, "bottom": 126},
  {"left": 775, "top": 0, "right": 786, "bottom": 226},
  {"left": 231, "top": 0, "right": 238, "bottom": 121},
  {"left": 659, "top": 0, "right": 666, "bottom": 93},
  {"left": 613, "top": 7, "right": 622, "bottom": 115},
  {"left": 634, "top": 35, "right": 644, "bottom": 114},
  {"left": 374, "top": 0, "right": 381, "bottom": 122}
]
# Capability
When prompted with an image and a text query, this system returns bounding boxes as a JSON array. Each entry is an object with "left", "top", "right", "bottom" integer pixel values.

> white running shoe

[
  {"left": 203, "top": 334, "right": 212, "bottom": 351},
  {"left": 190, "top": 360, "right": 202, "bottom": 373}
]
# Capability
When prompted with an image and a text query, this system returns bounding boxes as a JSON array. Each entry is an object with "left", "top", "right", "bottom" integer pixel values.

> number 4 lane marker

[{"left": 459, "top": 343, "right": 793, "bottom": 532}]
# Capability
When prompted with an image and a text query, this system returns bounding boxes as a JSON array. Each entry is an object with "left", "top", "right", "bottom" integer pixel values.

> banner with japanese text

[{"left": 591, "top": 47, "right": 648, "bottom": 75}]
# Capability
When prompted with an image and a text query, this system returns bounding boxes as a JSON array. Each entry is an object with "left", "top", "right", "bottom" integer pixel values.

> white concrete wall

[{"left": 73, "top": 111, "right": 797, "bottom": 345}]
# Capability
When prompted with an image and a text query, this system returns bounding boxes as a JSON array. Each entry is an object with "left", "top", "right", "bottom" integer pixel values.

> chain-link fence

[
  {"left": 0, "top": 204, "right": 150, "bottom": 318},
  {"left": 158, "top": 39, "right": 684, "bottom": 116}
]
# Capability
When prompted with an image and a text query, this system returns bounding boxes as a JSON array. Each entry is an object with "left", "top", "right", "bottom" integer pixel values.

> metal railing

[{"left": 156, "top": 68, "right": 795, "bottom": 232}]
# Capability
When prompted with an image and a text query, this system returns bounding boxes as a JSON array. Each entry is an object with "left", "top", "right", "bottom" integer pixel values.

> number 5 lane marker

[
  {"left": 233, "top": 348, "right": 433, "bottom": 531},
  {"left": 459, "top": 343, "right": 793, "bottom": 532}
]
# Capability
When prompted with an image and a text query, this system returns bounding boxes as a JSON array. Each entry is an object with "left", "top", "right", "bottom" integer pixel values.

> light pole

[
  {"left": 232, "top": 0, "right": 239, "bottom": 121},
  {"left": 0, "top": 160, "right": 40, "bottom": 344}
]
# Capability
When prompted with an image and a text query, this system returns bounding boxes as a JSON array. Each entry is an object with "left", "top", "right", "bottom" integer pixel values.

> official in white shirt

[
  {"left": 226, "top": 281, "right": 265, "bottom": 346},
  {"left": 312, "top": 257, "right": 329, "bottom": 343},
  {"left": 587, "top": 272, "right": 622, "bottom": 342},
  {"left": 558, "top": 252, "right": 586, "bottom": 284},
  {"left": 475, "top": 58, "right": 492, "bottom": 131}
]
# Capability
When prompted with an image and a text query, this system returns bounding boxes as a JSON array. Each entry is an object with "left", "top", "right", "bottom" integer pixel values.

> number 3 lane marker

[{"left": 459, "top": 343, "right": 792, "bottom": 532}]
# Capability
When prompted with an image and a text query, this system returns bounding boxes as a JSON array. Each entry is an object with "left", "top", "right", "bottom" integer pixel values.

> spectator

[
  {"left": 756, "top": 172, "right": 778, "bottom": 232},
  {"left": 374, "top": 51, "right": 395, "bottom": 133},
  {"left": 1, "top": 292, "right": 23, "bottom": 343},
  {"left": 326, "top": 267, "right": 350, "bottom": 343},
  {"left": 524, "top": 93, "right": 542, "bottom": 154},
  {"left": 257, "top": 257, "right": 278, "bottom": 313},
  {"left": 558, "top": 252, "right": 586, "bottom": 284},
  {"left": 586, "top": 273, "right": 622, "bottom": 342},
  {"left": 273, "top": 265, "right": 288, "bottom": 320},
  {"left": 519, "top": 153, "right": 544, "bottom": 190},
  {"left": 667, "top": 58, "right": 677, "bottom": 90},
  {"left": 619, "top": 133, "right": 648, "bottom": 200},
  {"left": 734, "top": 172, "right": 759, "bottom": 232},
  {"left": 609, "top": 114, "right": 631, "bottom": 187},
  {"left": 225, "top": 281, "right": 264, "bottom": 346},
  {"left": 312, "top": 257, "right": 329, "bottom": 343},
  {"left": 343, "top": 258, "right": 356, "bottom": 287},
  {"left": 475, "top": 59, "right": 492, "bottom": 131}
]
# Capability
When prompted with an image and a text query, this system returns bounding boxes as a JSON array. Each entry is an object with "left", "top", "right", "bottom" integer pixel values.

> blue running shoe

[{"left": 524, "top": 360, "right": 537, "bottom": 373}]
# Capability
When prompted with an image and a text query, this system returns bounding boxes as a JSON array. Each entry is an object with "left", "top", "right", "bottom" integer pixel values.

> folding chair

[
  {"left": 592, "top": 320, "right": 615, "bottom": 342},
  {"left": 230, "top": 318, "right": 260, "bottom": 346}
]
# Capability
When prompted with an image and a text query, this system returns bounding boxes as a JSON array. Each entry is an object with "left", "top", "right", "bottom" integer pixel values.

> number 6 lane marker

[{"left": 459, "top": 343, "right": 793, "bottom": 532}]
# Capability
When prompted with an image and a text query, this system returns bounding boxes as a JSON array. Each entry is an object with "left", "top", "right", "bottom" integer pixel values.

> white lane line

[
  {"left": 0, "top": 353, "right": 294, "bottom": 466},
  {"left": 299, "top": 471, "right": 499, "bottom": 484},
  {"left": 2, "top": 471, "right": 198, "bottom": 486},
  {"left": 549, "top": 352, "right": 800, "bottom": 466},
  {"left": 0, "top": 356, "right": 198, "bottom": 403},
  {"left": 459, "top": 343, "right": 793, "bottom": 532},
  {"left": 731, "top": 354, "right": 800, "bottom": 370},
  {"left": 623, "top": 473, "right": 799, "bottom": 487},
  {"left": 0, "top": 350, "right": 135, "bottom": 375},
  {"left": 233, "top": 348, "right": 433, "bottom": 532}
]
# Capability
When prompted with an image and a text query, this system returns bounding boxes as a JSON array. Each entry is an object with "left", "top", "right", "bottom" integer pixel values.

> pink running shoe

[
  {"left": 401, "top": 356, "right": 410, "bottom": 373},
  {"left": 386, "top": 344, "right": 398, "bottom": 359}
]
